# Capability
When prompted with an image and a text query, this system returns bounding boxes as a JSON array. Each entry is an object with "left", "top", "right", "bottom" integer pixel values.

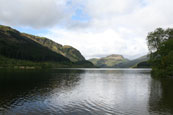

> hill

[
  {"left": 0, "top": 25, "right": 70, "bottom": 62},
  {"left": 23, "top": 33, "right": 85, "bottom": 62},
  {"left": 89, "top": 54, "right": 150, "bottom": 68},
  {"left": 0, "top": 25, "right": 93, "bottom": 68},
  {"left": 89, "top": 54, "right": 128, "bottom": 68},
  {"left": 134, "top": 61, "right": 150, "bottom": 68},
  {"left": 113, "top": 55, "right": 150, "bottom": 68}
]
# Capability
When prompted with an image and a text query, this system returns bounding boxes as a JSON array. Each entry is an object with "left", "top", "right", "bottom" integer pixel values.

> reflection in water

[
  {"left": 0, "top": 69, "right": 83, "bottom": 114},
  {"left": 0, "top": 68, "right": 172, "bottom": 115},
  {"left": 149, "top": 78, "right": 173, "bottom": 115}
]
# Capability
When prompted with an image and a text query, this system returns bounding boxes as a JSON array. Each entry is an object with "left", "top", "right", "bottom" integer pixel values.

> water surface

[{"left": 0, "top": 68, "right": 173, "bottom": 115}]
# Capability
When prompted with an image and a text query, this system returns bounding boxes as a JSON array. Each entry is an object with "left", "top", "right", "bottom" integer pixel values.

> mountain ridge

[
  {"left": 88, "top": 54, "right": 149, "bottom": 68},
  {"left": 89, "top": 54, "right": 128, "bottom": 68},
  {"left": 0, "top": 25, "right": 85, "bottom": 62},
  {"left": 22, "top": 33, "right": 85, "bottom": 62},
  {"left": 0, "top": 25, "right": 70, "bottom": 62},
  {"left": 0, "top": 25, "right": 93, "bottom": 68},
  {"left": 114, "top": 55, "right": 149, "bottom": 68}
]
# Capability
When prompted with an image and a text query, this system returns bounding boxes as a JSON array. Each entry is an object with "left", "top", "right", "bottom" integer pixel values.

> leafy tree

[
  {"left": 147, "top": 28, "right": 171, "bottom": 53},
  {"left": 147, "top": 28, "right": 173, "bottom": 77}
]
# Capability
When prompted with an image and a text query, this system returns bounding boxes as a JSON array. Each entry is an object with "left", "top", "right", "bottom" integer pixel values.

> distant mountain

[
  {"left": 0, "top": 25, "right": 93, "bottom": 68},
  {"left": 113, "top": 55, "right": 150, "bottom": 68},
  {"left": 89, "top": 54, "right": 128, "bottom": 68},
  {"left": 89, "top": 54, "right": 150, "bottom": 68}
]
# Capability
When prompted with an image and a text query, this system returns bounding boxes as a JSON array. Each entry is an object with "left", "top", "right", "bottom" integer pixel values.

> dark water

[{"left": 0, "top": 68, "right": 173, "bottom": 115}]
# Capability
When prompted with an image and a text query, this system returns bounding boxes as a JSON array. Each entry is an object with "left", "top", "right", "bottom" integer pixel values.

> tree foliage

[{"left": 147, "top": 28, "right": 173, "bottom": 77}]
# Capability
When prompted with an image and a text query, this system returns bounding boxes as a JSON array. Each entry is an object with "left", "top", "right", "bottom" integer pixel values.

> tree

[
  {"left": 147, "top": 28, "right": 169, "bottom": 53},
  {"left": 147, "top": 28, "right": 173, "bottom": 77}
]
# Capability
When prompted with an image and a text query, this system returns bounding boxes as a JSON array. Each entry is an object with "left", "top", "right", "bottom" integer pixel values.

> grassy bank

[{"left": 0, "top": 56, "right": 94, "bottom": 69}]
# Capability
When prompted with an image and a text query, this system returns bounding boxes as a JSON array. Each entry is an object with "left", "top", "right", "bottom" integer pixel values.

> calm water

[{"left": 0, "top": 68, "right": 173, "bottom": 115}]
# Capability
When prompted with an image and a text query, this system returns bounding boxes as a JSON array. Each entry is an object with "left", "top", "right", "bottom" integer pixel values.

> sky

[{"left": 0, "top": 0, "right": 173, "bottom": 59}]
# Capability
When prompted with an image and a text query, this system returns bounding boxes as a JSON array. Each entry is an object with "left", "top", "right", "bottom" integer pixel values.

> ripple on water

[{"left": 0, "top": 69, "right": 172, "bottom": 115}]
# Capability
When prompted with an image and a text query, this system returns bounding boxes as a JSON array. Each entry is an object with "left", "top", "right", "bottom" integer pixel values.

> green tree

[
  {"left": 147, "top": 28, "right": 169, "bottom": 53},
  {"left": 147, "top": 28, "right": 173, "bottom": 77}
]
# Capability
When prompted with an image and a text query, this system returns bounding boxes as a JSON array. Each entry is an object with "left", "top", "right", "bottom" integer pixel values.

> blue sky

[
  {"left": 14, "top": 27, "right": 48, "bottom": 35},
  {"left": 12, "top": 3, "right": 90, "bottom": 35},
  {"left": 0, "top": 0, "right": 173, "bottom": 59},
  {"left": 72, "top": 8, "right": 90, "bottom": 22}
]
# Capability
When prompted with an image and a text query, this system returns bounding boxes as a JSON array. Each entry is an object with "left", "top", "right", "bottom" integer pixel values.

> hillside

[
  {"left": 89, "top": 54, "right": 150, "bottom": 68},
  {"left": 89, "top": 54, "right": 128, "bottom": 68},
  {"left": 0, "top": 25, "right": 93, "bottom": 68},
  {"left": 0, "top": 25, "right": 70, "bottom": 62},
  {"left": 0, "top": 55, "right": 93, "bottom": 69},
  {"left": 23, "top": 33, "right": 85, "bottom": 62},
  {"left": 113, "top": 55, "right": 150, "bottom": 68},
  {"left": 134, "top": 61, "right": 150, "bottom": 68}
]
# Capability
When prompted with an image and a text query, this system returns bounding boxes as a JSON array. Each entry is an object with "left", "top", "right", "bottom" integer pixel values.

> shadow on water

[
  {"left": 149, "top": 77, "right": 173, "bottom": 115},
  {"left": 0, "top": 69, "right": 84, "bottom": 113},
  {"left": 0, "top": 68, "right": 173, "bottom": 115}
]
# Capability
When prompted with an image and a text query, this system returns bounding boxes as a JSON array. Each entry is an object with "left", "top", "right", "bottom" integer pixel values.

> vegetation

[
  {"left": 0, "top": 54, "right": 93, "bottom": 69},
  {"left": 0, "top": 25, "right": 94, "bottom": 68},
  {"left": 89, "top": 54, "right": 150, "bottom": 68},
  {"left": 0, "top": 25, "right": 70, "bottom": 62},
  {"left": 114, "top": 55, "right": 150, "bottom": 68},
  {"left": 147, "top": 28, "right": 173, "bottom": 77},
  {"left": 23, "top": 33, "right": 85, "bottom": 62},
  {"left": 89, "top": 54, "right": 128, "bottom": 68},
  {"left": 0, "top": 55, "right": 68, "bottom": 69},
  {"left": 134, "top": 61, "right": 150, "bottom": 68}
]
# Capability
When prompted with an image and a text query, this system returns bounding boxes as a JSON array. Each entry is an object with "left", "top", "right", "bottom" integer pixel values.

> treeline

[
  {"left": 147, "top": 28, "right": 173, "bottom": 77},
  {"left": 0, "top": 55, "right": 94, "bottom": 69}
]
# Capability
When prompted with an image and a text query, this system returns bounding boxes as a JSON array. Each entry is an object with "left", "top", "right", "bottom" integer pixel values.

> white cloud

[
  {"left": 1, "top": 0, "right": 173, "bottom": 59},
  {"left": 43, "top": 0, "right": 173, "bottom": 59},
  {"left": 85, "top": 0, "right": 142, "bottom": 19},
  {"left": 43, "top": 27, "right": 148, "bottom": 59},
  {"left": 0, "top": 0, "right": 72, "bottom": 28}
]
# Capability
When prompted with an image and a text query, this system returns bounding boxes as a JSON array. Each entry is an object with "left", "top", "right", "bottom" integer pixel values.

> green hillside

[
  {"left": 23, "top": 33, "right": 85, "bottom": 62},
  {"left": 0, "top": 25, "right": 70, "bottom": 62},
  {"left": 134, "top": 61, "right": 150, "bottom": 68},
  {"left": 89, "top": 54, "right": 128, "bottom": 68},
  {"left": 114, "top": 55, "right": 150, "bottom": 68},
  {"left": 0, "top": 25, "right": 94, "bottom": 68},
  {"left": 89, "top": 54, "right": 150, "bottom": 68},
  {"left": 0, "top": 55, "right": 93, "bottom": 69}
]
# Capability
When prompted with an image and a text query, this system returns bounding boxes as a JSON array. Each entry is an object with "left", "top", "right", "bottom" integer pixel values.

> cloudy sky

[{"left": 0, "top": 0, "right": 173, "bottom": 59}]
